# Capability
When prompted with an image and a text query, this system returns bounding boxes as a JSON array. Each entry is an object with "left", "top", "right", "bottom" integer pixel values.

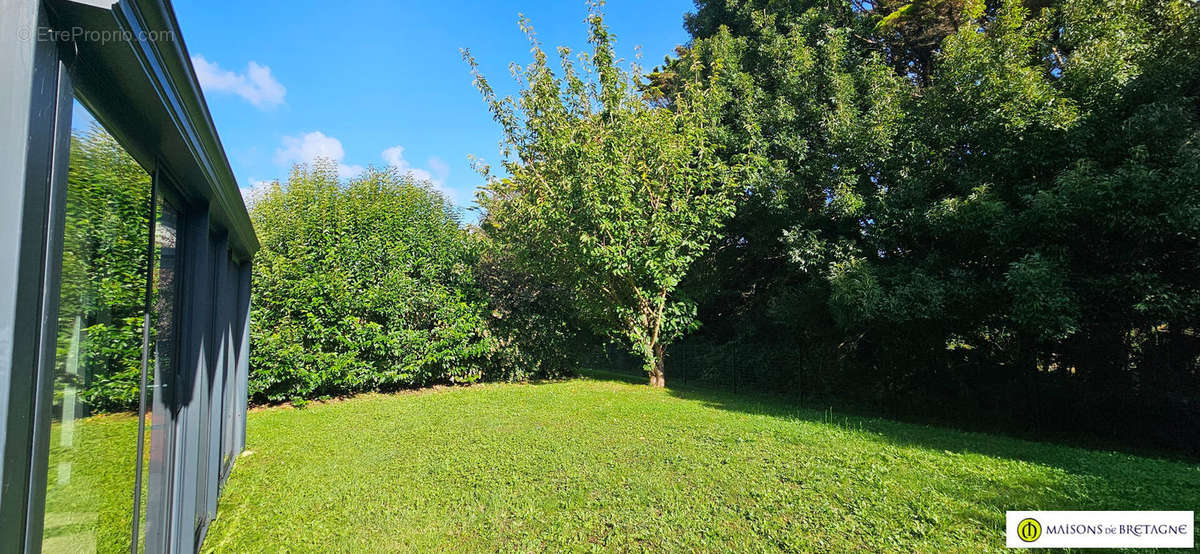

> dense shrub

[
  {"left": 475, "top": 245, "right": 595, "bottom": 381},
  {"left": 247, "top": 163, "right": 496, "bottom": 403}
]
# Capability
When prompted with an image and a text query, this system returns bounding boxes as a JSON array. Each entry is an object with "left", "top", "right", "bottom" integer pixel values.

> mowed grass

[{"left": 202, "top": 372, "right": 1199, "bottom": 552}]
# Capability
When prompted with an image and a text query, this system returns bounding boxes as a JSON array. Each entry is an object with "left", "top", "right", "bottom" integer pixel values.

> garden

[
  {"left": 57, "top": 374, "right": 1200, "bottom": 552},
  {"left": 55, "top": 0, "right": 1200, "bottom": 550}
]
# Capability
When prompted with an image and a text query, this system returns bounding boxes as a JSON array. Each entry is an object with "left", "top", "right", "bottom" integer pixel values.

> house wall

[{"left": 0, "top": 1, "right": 258, "bottom": 552}]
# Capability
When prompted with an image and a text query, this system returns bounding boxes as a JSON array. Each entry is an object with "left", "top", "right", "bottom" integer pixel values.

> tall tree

[
  {"left": 657, "top": 0, "right": 1200, "bottom": 449},
  {"left": 464, "top": 4, "right": 742, "bottom": 386},
  {"left": 648, "top": 0, "right": 907, "bottom": 388}
]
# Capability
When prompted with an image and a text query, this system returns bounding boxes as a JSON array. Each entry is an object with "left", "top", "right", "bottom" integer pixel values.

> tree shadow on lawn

[
  {"left": 576, "top": 368, "right": 648, "bottom": 386},
  {"left": 578, "top": 369, "right": 1200, "bottom": 518}
]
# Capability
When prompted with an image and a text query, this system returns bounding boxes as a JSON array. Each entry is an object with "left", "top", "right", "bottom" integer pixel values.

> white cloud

[
  {"left": 338, "top": 164, "right": 366, "bottom": 178},
  {"left": 275, "top": 131, "right": 363, "bottom": 178},
  {"left": 240, "top": 178, "right": 276, "bottom": 207},
  {"left": 382, "top": 145, "right": 433, "bottom": 182},
  {"left": 382, "top": 146, "right": 454, "bottom": 201},
  {"left": 270, "top": 136, "right": 456, "bottom": 196},
  {"left": 428, "top": 157, "right": 451, "bottom": 183},
  {"left": 192, "top": 55, "right": 286, "bottom": 109}
]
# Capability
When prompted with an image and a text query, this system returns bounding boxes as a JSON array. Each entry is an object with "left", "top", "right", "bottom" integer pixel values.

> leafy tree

[
  {"left": 464, "top": 5, "right": 742, "bottom": 386},
  {"left": 649, "top": 0, "right": 907, "bottom": 390},
  {"left": 475, "top": 241, "right": 592, "bottom": 380},
  {"left": 866, "top": 0, "right": 1200, "bottom": 392},
  {"left": 648, "top": 0, "right": 1199, "bottom": 450}
]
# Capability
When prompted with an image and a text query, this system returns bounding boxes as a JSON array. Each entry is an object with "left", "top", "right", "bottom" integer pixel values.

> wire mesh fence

[{"left": 580, "top": 340, "right": 787, "bottom": 394}]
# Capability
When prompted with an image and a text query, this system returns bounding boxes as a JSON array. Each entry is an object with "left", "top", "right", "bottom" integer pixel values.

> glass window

[
  {"left": 144, "top": 196, "right": 182, "bottom": 553},
  {"left": 42, "top": 104, "right": 153, "bottom": 552}
]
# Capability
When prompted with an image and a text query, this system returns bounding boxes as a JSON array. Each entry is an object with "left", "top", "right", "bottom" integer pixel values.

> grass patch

[{"left": 201, "top": 373, "right": 1200, "bottom": 552}]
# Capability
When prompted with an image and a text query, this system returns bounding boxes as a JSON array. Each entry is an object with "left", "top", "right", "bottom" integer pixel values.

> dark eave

[{"left": 47, "top": 0, "right": 259, "bottom": 259}]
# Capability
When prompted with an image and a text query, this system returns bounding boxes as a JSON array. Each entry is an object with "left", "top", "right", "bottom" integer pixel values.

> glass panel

[
  {"left": 145, "top": 197, "right": 181, "bottom": 553},
  {"left": 43, "top": 105, "right": 153, "bottom": 553}
]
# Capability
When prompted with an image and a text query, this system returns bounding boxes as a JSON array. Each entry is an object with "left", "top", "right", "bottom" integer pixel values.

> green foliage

[
  {"left": 647, "top": 0, "right": 909, "bottom": 388},
  {"left": 1003, "top": 253, "right": 1079, "bottom": 341},
  {"left": 651, "top": 0, "right": 1200, "bottom": 450},
  {"left": 247, "top": 162, "right": 495, "bottom": 403},
  {"left": 463, "top": 5, "right": 743, "bottom": 382},
  {"left": 869, "top": 0, "right": 1200, "bottom": 388},
  {"left": 475, "top": 244, "right": 591, "bottom": 380},
  {"left": 828, "top": 257, "right": 883, "bottom": 329}
]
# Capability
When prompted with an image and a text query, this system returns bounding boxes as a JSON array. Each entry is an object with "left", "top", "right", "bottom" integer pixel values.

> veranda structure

[{"left": 1, "top": 0, "right": 258, "bottom": 551}]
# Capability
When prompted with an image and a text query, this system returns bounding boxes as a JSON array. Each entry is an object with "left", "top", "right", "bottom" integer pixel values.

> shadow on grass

[
  {"left": 578, "top": 368, "right": 1200, "bottom": 515},
  {"left": 576, "top": 368, "right": 648, "bottom": 386}
]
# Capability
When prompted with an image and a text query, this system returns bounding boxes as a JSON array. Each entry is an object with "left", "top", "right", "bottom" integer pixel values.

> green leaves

[
  {"left": 647, "top": 0, "right": 1200, "bottom": 440},
  {"left": 248, "top": 164, "right": 494, "bottom": 403},
  {"left": 466, "top": 6, "right": 740, "bottom": 377},
  {"left": 1003, "top": 253, "right": 1080, "bottom": 340}
]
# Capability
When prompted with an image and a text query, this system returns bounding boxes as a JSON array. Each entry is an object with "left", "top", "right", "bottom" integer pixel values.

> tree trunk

[
  {"left": 649, "top": 367, "right": 665, "bottom": 387},
  {"left": 648, "top": 342, "right": 666, "bottom": 388}
]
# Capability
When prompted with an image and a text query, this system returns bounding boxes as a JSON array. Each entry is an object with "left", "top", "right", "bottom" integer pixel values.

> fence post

[
  {"left": 733, "top": 345, "right": 739, "bottom": 394},
  {"left": 680, "top": 344, "right": 686, "bottom": 387}
]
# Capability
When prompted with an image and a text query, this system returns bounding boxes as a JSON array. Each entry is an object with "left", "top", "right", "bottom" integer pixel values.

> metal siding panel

[
  {"left": 220, "top": 258, "right": 238, "bottom": 483},
  {"left": 0, "top": 0, "right": 39, "bottom": 502},
  {"left": 204, "top": 235, "right": 229, "bottom": 523},
  {"left": 22, "top": 58, "right": 74, "bottom": 554},
  {"left": 0, "top": 3, "right": 70, "bottom": 548},
  {"left": 235, "top": 263, "right": 251, "bottom": 455},
  {"left": 170, "top": 207, "right": 211, "bottom": 554},
  {"left": 145, "top": 195, "right": 182, "bottom": 554}
]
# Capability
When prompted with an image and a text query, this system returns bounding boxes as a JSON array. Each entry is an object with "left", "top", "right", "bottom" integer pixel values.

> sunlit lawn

[{"left": 192, "top": 372, "right": 1200, "bottom": 552}]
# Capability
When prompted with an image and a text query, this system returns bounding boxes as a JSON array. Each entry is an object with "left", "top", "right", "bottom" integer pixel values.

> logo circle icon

[{"left": 1017, "top": 518, "right": 1042, "bottom": 543}]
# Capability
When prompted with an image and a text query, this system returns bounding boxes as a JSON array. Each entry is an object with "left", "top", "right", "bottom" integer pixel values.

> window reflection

[
  {"left": 43, "top": 117, "right": 152, "bottom": 553},
  {"left": 144, "top": 197, "right": 181, "bottom": 553}
]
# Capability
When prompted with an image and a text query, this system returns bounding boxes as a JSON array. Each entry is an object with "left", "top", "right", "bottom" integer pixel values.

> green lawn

[{"left": 200, "top": 372, "right": 1200, "bottom": 552}]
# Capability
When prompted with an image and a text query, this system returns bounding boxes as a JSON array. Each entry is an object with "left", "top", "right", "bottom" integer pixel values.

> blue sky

[{"left": 169, "top": 0, "right": 697, "bottom": 215}]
